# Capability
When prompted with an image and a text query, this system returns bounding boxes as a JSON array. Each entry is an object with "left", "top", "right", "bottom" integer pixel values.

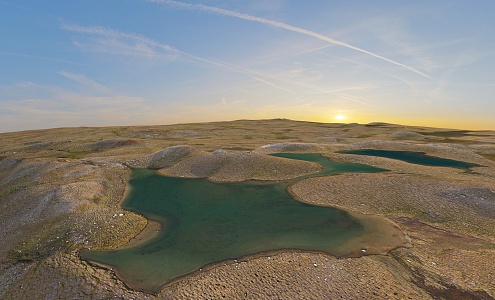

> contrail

[{"left": 149, "top": 0, "right": 432, "bottom": 79}]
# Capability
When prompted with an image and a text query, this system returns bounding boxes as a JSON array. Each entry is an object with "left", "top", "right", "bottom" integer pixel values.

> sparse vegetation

[{"left": 0, "top": 119, "right": 494, "bottom": 299}]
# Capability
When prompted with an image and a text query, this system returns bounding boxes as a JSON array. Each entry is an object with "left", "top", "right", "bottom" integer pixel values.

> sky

[{"left": 1, "top": 0, "right": 494, "bottom": 133}]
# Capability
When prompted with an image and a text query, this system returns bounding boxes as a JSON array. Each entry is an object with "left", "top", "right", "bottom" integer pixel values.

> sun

[{"left": 335, "top": 115, "right": 346, "bottom": 121}]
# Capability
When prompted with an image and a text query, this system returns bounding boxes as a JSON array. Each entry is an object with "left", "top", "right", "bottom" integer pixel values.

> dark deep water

[
  {"left": 340, "top": 149, "right": 478, "bottom": 169},
  {"left": 80, "top": 154, "right": 385, "bottom": 293}
]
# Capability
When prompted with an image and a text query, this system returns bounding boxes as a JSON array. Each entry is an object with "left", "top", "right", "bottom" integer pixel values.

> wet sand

[
  {"left": 116, "top": 220, "right": 162, "bottom": 250},
  {"left": 288, "top": 184, "right": 412, "bottom": 257}
]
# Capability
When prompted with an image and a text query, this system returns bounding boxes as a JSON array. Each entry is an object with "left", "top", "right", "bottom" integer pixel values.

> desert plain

[{"left": 0, "top": 119, "right": 494, "bottom": 299}]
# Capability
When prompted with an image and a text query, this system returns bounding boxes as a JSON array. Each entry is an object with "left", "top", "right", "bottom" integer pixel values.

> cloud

[
  {"left": 59, "top": 71, "right": 113, "bottom": 94},
  {"left": 0, "top": 71, "right": 152, "bottom": 132},
  {"left": 62, "top": 24, "right": 174, "bottom": 52},
  {"left": 1, "top": 78, "right": 146, "bottom": 110},
  {"left": 62, "top": 23, "right": 374, "bottom": 106},
  {"left": 0, "top": 82, "right": 149, "bottom": 132},
  {"left": 148, "top": 0, "right": 432, "bottom": 79},
  {"left": 377, "top": 30, "right": 437, "bottom": 72},
  {"left": 247, "top": 0, "right": 286, "bottom": 13},
  {"left": 0, "top": 51, "right": 87, "bottom": 66},
  {"left": 63, "top": 23, "right": 300, "bottom": 95},
  {"left": 0, "top": 98, "right": 148, "bottom": 133},
  {"left": 62, "top": 23, "right": 180, "bottom": 63},
  {"left": 249, "top": 44, "right": 333, "bottom": 67},
  {"left": 293, "top": 82, "right": 375, "bottom": 107},
  {"left": 428, "top": 49, "right": 492, "bottom": 99}
]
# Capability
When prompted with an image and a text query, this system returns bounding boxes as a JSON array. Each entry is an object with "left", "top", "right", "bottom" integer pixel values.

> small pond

[
  {"left": 340, "top": 149, "right": 478, "bottom": 169},
  {"left": 80, "top": 153, "right": 385, "bottom": 293}
]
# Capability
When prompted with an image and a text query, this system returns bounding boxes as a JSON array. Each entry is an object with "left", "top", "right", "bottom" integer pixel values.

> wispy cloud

[
  {"left": 0, "top": 51, "right": 88, "bottom": 66},
  {"left": 429, "top": 50, "right": 491, "bottom": 99},
  {"left": 248, "top": 44, "right": 333, "bottom": 67},
  {"left": 375, "top": 28, "right": 437, "bottom": 72},
  {"left": 457, "top": 83, "right": 495, "bottom": 87},
  {"left": 148, "top": 0, "right": 432, "bottom": 79},
  {"left": 416, "top": 36, "right": 480, "bottom": 52},
  {"left": 292, "top": 82, "right": 375, "bottom": 107},
  {"left": 62, "top": 23, "right": 179, "bottom": 61},
  {"left": 63, "top": 23, "right": 374, "bottom": 106},
  {"left": 59, "top": 71, "right": 113, "bottom": 94},
  {"left": 0, "top": 77, "right": 145, "bottom": 108},
  {"left": 0, "top": 75, "right": 150, "bottom": 132},
  {"left": 0, "top": 96, "right": 149, "bottom": 133},
  {"left": 62, "top": 24, "right": 175, "bottom": 51},
  {"left": 63, "top": 23, "right": 300, "bottom": 95}
]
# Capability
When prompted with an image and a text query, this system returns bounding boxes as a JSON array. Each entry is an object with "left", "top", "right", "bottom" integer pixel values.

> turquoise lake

[
  {"left": 80, "top": 154, "right": 384, "bottom": 293},
  {"left": 340, "top": 149, "right": 478, "bottom": 169}
]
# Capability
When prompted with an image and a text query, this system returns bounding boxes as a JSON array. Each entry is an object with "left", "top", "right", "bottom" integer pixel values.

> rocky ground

[{"left": 0, "top": 119, "right": 494, "bottom": 299}]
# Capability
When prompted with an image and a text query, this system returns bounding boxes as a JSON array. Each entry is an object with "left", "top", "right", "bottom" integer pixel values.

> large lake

[{"left": 80, "top": 154, "right": 385, "bottom": 293}]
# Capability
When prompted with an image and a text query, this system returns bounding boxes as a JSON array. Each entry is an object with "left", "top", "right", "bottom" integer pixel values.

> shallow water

[
  {"left": 81, "top": 154, "right": 385, "bottom": 293},
  {"left": 340, "top": 149, "right": 478, "bottom": 169},
  {"left": 270, "top": 153, "right": 386, "bottom": 178}
]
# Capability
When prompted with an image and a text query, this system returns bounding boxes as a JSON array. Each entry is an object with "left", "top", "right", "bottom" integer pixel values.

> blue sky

[{"left": 1, "top": 0, "right": 494, "bottom": 132}]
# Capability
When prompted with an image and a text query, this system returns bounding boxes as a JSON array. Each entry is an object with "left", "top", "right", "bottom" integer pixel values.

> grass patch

[
  {"left": 8, "top": 221, "right": 72, "bottom": 262},
  {"left": 480, "top": 153, "right": 495, "bottom": 162},
  {"left": 92, "top": 195, "right": 109, "bottom": 205},
  {"left": 273, "top": 131, "right": 292, "bottom": 139},
  {"left": 59, "top": 151, "right": 92, "bottom": 159},
  {"left": 0, "top": 184, "right": 27, "bottom": 198}
]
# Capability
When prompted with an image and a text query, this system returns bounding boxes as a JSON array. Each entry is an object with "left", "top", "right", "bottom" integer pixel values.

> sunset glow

[{"left": 1, "top": 1, "right": 494, "bottom": 132}]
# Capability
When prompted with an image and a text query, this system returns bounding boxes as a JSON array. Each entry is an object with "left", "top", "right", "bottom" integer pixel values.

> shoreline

[
  {"left": 287, "top": 181, "right": 412, "bottom": 256},
  {"left": 115, "top": 219, "right": 162, "bottom": 250},
  {"left": 113, "top": 167, "right": 162, "bottom": 251},
  {"left": 80, "top": 148, "right": 492, "bottom": 296},
  {"left": 3, "top": 120, "right": 494, "bottom": 298},
  {"left": 81, "top": 168, "right": 412, "bottom": 294}
]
